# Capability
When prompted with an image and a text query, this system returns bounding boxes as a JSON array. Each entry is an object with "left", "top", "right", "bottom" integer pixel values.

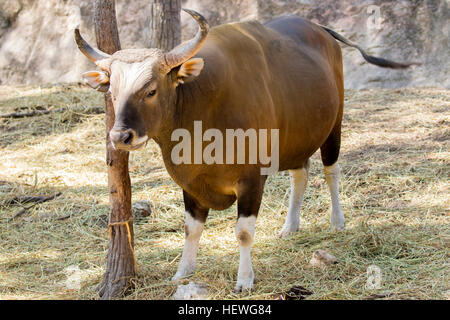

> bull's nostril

[
  {"left": 123, "top": 132, "right": 133, "bottom": 145},
  {"left": 110, "top": 129, "right": 134, "bottom": 146}
]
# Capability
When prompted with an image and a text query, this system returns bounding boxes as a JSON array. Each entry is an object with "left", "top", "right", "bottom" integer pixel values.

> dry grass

[{"left": 0, "top": 84, "right": 448, "bottom": 300}]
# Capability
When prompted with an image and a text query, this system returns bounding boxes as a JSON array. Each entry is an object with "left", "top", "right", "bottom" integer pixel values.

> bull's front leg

[
  {"left": 172, "top": 190, "right": 209, "bottom": 281},
  {"left": 234, "top": 177, "right": 266, "bottom": 292}
]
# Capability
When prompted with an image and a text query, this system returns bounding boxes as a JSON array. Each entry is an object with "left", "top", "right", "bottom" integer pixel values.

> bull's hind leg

[
  {"left": 279, "top": 159, "right": 310, "bottom": 238},
  {"left": 324, "top": 163, "right": 345, "bottom": 230},
  {"left": 320, "top": 123, "right": 345, "bottom": 231},
  {"left": 172, "top": 190, "right": 209, "bottom": 280}
]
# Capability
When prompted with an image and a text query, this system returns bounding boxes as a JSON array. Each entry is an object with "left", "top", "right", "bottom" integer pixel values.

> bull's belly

[
  {"left": 278, "top": 148, "right": 318, "bottom": 171},
  {"left": 277, "top": 132, "right": 330, "bottom": 171},
  {"left": 159, "top": 132, "right": 332, "bottom": 210},
  {"left": 162, "top": 162, "right": 239, "bottom": 210},
  {"left": 186, "top": 183, "right": 237, "bottom": 211}
]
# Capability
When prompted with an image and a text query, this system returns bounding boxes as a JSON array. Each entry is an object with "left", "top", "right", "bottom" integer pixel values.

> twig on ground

[
  {"left": 365, "top": 292, "right": 394, "bottom": 300},
  {"left": 56, "top": 213, "right": 73, "bottom": 221},
  {"left": 5, "top": 195, "right": 60, "bottom": 206},
  {"left": 10, "top": 192, "right": 62, "bottom": 221},
  {"left": 0, "top": 106, "right": 104, "bottom": 118}
]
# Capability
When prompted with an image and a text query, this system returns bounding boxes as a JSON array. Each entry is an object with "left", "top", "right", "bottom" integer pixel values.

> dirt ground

[{"left": 0, "top": 84, "right": 448, "bottom": 300}]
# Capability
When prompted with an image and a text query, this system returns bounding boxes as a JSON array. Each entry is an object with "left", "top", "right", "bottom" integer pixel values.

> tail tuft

[{"left": 320, "top": 25, "right": 421, "bottom": 69}]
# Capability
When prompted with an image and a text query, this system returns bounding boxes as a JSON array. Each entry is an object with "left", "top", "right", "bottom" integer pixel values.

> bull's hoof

[
  {"left": 332, "top": 224, "right": 345, "bottom": 231},
  {"left": 331, "top": 220, "right": 345, "bottom": 231},
  {"left": 171, "top": 273, "right": 192, "bottom": 281},
  {"left": 278, "top": 225, "right": 299, "bottom": 238},
  {"left": 171, "top": 266, "right": 195, "bottom": 281},
  {"left": 331, "top": 212, "right": 345, "bottom": 231},
  {"left": 234, "top": 276, "right": 254, "bottom": 293}
]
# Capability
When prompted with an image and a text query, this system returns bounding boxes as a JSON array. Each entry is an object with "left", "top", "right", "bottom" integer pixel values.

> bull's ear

[
  {"left": 82, "top": 71, "right": 110, "bottom": 92},
  {"left": 176, "top": 58, "right": 204, "bottom": 85}
]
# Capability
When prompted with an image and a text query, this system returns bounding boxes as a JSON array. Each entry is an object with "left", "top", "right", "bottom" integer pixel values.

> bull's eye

[{"left": 147, "top": 90, "right": 156, "bottom": 97}]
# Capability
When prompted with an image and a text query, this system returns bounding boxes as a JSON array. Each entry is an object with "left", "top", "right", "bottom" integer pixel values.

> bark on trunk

[
  {"left": 93, "top": 0, "right": 135, "bottom": 300},
  {"left": 149, "top": 0, "right": 182, "bottom": 51},
  {"left": 94, "top": 0, "right": 182, "bottom": 299}
]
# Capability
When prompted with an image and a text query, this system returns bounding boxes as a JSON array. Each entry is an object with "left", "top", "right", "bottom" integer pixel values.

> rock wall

[{"left": 0, "top": 0, "right": 448, "bottom": 88}]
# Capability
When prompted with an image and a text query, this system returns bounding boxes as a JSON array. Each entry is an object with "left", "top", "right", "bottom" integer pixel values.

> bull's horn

[
  {"left": 74, "top": 29, "right": 111, "bottom": 63},
  {"left": 164, "top": 9, "right": 209, "bottom": 69}
]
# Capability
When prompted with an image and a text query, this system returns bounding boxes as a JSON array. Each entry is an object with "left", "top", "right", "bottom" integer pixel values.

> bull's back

[{"left": 264, "top": 15, "right": 341, "bottom": 63}]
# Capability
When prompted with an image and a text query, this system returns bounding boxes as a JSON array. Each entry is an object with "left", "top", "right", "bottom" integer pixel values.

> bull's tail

[{"left": 320, "top": 25, "right": 421, "bottom": 69}]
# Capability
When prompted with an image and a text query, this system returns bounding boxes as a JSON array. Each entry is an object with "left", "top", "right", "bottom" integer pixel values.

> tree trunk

[
  {"left": 93, "top": 0, "right": 135, "bottom": 300},
  {"left": 149, "top": 0, "right": 182, "bottom": 51},
  {"left": 93, "top": 0, "right": 182, "bottom": 299}
]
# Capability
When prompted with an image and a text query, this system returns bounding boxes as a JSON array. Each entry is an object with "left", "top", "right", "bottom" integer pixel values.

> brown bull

[{"left": 75, "top": 9, "right": 417, "bottom": 292}]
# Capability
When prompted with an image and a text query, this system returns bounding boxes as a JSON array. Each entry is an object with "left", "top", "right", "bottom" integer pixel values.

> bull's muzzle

[{"left": 109, "top": 128, "right": 148, "bottom": 151}]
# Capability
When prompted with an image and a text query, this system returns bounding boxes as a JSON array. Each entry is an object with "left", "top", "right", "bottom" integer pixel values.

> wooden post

[
  {"left": 93, "top": 0, "right": 135, "bottom": 299},
  {"left": 93, "top": 0, "right": 182, "bottom": 299},
  {"left": 149, "top": 0, "right": 182, "bottom": 51}
]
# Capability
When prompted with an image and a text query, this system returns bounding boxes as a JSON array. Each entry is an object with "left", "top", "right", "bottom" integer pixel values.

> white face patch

[{"left": 109, "top": 58, "right": 159, "bottom": 99}]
